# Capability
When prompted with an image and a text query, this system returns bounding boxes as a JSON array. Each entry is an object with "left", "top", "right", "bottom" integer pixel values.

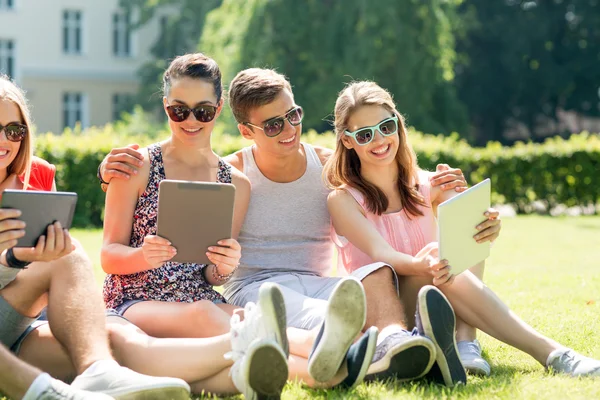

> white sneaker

[
  {"left": 546, "top": 348, "right": 600, "bottom": 377},
  {"left": 228, "top": 338, "right": 288, "bottom": 400},
  {"left": 70, "top": 360, "right": 190, "bottom": 400},
  {"left": 457, "top": 339, "right": 491, "bottom": 376},
  {"left": 35, "top": 378, "right": 114, "bottom": 399},
  {"left": 229, "top": 283, "right": 288, "bottom": 358}
]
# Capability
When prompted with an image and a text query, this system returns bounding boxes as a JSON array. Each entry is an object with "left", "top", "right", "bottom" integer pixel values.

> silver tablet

[
  {"left": 438, "top": 178, "right": 491, "bottom": 275},
  {"left": 157, "top": 180, "right": 235, "bottom": 265},
  {"left": 0, "top": 189, "right": 78, "bottom": 248}
]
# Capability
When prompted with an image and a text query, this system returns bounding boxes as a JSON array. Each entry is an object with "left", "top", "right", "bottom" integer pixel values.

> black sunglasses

[
  {"left": 244, "top": 106, "right": 303, "bottom": 137},
  {"left": 0, "top": 123, "right": 28, "bottom": 142},
  {"left": 166, "top": 104, "right": 218, "bottom": 123}
]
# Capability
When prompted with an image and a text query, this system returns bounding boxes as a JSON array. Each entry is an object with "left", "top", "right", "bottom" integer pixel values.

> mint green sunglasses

[{"left": 344, "top": 115, "right": 399, "bottom": 146}]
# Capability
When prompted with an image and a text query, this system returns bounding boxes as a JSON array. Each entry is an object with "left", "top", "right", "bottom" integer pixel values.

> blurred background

[
  {"left": 0, "top": 0, "right": 598, "bottom": 226},
  {"left": 1, "top": 0, "right": 599, "bottom": 145}
]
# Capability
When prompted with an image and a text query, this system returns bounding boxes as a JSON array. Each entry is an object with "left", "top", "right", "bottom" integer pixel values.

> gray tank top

[{"left": 223, "top": 143, "right": 334, "bottom": 299}]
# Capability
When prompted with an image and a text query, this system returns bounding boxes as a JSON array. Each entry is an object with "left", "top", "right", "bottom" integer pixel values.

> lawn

[{"left": 5, "top": 216, "right": 600, "bottom": 399}]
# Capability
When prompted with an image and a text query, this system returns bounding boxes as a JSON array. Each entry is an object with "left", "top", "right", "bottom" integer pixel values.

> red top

[{"left": 19, "top": 157, "right": 56, "bottom": 191}]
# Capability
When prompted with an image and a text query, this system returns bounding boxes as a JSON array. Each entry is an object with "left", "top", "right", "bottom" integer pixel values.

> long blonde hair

[
  {"left": 0, "top": 75, "right": 33, "bottom": 188},
  {"left": 323, "top": 81, "right": 426, "bottom": 217}
]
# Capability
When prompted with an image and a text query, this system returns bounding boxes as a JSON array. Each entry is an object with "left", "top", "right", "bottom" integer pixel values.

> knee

[
  {"left": 188, "top": 300, "right": 223, "bottom": 323},
  {"left": 363, "top": 265, "right": 394, "bottom": 288}
]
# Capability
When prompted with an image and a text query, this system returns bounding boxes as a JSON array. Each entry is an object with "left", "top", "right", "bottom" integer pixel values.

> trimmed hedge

[{"left": 34, "top": 121, "right": 599, "bottom": 227}]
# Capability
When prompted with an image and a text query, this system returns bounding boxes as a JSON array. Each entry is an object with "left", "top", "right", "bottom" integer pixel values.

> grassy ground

[{"left": 4, "top": 216, "right": 600, "bottom": 399}]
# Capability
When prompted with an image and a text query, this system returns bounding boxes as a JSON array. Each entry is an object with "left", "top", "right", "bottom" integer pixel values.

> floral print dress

[{"left": 103, "top": 143, "right": 230, "bottom": 309}]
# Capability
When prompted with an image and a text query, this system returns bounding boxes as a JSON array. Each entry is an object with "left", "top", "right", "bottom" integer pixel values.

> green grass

[{"left": 4, "top": 216, "right": 600, "bottom": 399}]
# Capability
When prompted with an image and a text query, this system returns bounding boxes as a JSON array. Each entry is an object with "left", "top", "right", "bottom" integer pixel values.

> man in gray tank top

[{"left": 100, "top": 68, "right": 470, "bottom": 386}]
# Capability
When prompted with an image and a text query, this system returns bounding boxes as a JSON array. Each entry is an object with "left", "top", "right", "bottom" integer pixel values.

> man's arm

[{"left": 429, "top": 163, "right": 468, "bottom": 192}]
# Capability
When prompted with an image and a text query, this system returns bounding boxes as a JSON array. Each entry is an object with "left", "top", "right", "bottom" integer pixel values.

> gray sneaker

[
  {"left": 70, "top": 362, "right": 190, "bottom": 400},
  {"left": 35, "top": 377, "right": 114, "bottom": 399},
  {"left": 546, "top": 348, "right": 600, "bottom": 377},
  {"left": 308, "top": 277, "right": 367, "bottom": 383},
  {"left": 365, "top": 329, "right": 436, "bottom": 382},
  {"left": 457, "top": 339, "right": 491, "bottom": 376}
]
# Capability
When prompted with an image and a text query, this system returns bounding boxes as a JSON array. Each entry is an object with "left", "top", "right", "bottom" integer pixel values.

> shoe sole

[
  {"left": 418, "top": 286, "right": 467, "bottom": 387},
  {"left": 247, "top": 341, "right": 288, "bottom": 400},
  {"left": 348, "top": 327, "right": 379, "bottom": 388},
  {"left": 365, "top": 335, "right": 436, "bottom": 382},
  {"left": 111, "top": 386, "right": 190, "bottom": 400},
  {"left": 308, "top": 278, "right": 366, "bottom": 382},
  {"left": 259, "top": 283, "right": 289, "bottom": 357}
]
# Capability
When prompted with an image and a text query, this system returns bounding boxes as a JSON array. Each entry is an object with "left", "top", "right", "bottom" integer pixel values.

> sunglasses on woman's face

[
  {"left": 344, "top": 115, "right": 399, "bottom": 146},
  {"left": 245, "top": 106, "right": 304, "bottom": 138},
  {"left": 165, "top": 104, "right": 218, "bottom": 123},
  {"left": 0, "top": 123, "right": 28, "bottom": 142}
]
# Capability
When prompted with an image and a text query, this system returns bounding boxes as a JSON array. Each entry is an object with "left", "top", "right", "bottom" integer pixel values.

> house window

[
  {"left": 0, "top": 0, "right": 14, "bottom": 10},
  {"left": 112, "top": 93, "right": 133, "bottom": 120},
  {"left": 113, "top": 12, "right": 131, "bottom": 57},
  {"left": 63, "top": 10, "right": 82, "bottom": 54},
  {"left": 0, "top": 39, "right": 14, "bottom": 77},
  {"left": 63, "top": 92, "right": 85, "bottom": 130}
]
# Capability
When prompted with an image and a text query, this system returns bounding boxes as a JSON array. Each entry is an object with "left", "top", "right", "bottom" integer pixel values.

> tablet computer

[
  {"left": 438, "top": 178, "right": 491, "bottom": 275},
  {"left": 0, "top": 189, "right": 78, "bottom": 248},
  {"left": 157, "top": 180, "right": 235, "bottom": 265}
]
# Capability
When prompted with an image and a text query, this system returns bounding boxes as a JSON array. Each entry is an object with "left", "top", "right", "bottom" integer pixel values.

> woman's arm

[
  {"left": 101, "top": 148, "right": 170, "bottom": 275},
  {"left": 328, "top": 190, "right": 425, "bottom": 276}
]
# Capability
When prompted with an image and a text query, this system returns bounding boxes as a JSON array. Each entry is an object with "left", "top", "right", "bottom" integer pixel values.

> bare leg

[
  {"left": 0, "top": 344, "right": 39, "bottom": 400},
  {"left": 123, "top": 300, "right": 232, "bottom": 338},
  {"left": 287, "top": 327, "right": 318, "bottom": 359},
  {"left": 1, "top": 242, "right": 112, "bottom": 374},
  {"left": 361, "top": 266, "right": 406, "bottom": 331},
  {"left": 440, "top": 271, "right": 560, "bottom": 365},
  {"left": 455, "top": 262, "right": 485, "bottom": 342}
]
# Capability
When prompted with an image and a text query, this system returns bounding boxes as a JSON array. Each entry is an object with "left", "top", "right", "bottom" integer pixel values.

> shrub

[{"left": 33, "top": 117, "right": 599, "bottom": 226}]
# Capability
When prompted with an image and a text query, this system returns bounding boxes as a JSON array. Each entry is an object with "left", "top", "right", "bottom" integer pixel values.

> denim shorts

[{"left": 112, "top": 297, "right": 226, "bottom": 318}]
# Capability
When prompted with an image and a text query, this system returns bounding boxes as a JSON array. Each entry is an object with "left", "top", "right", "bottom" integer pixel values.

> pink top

[{"left": 332, "top": 171, "right": 437, "bottom": 274}]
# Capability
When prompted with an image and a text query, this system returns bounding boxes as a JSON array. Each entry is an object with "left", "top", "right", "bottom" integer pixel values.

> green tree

[
  {"left": 200, "top": 0, "right": 468, "bottom": 135},
  {"left": 455, "top": 0, "right": 600, "bottom": 145}
]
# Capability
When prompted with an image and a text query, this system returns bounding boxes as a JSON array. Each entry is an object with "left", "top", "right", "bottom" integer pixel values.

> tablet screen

[
  {"left": 437, "top": 179, "right": 491, "bottom": 275},
  {"left": 0, "top": 190, "right": 78, "bottom": 248}
]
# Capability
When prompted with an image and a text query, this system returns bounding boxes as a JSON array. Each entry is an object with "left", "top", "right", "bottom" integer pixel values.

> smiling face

[
  {"left": 240, "top": 89, "right": 302, "bottom": 155},
  {"left": 341, "top": 104, "right": 399, "bottom": 168},
  {"left": 163, "top": 76, "right": 223, "bottom": 144},
  {"left": 0, "top": 98, "right": 24, "bottom": 174}
]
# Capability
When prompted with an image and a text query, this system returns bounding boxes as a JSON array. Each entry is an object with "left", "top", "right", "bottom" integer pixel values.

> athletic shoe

[
  {"left": 70, "top": 360, "right": 190, "bottom": 400},
  {"left": 308, "top": 277, "right": 367, "bottom": 382},
  {"left": 365, "top": 329, "right": 436, "bottom": 382},
  {"left": 32, "top": 376, "right": 114, "bottom": 399},
  {"left": 337, "top": 326, "right": 378, "bottom": 388},
  {"left": 416, "top": 285, "right": 467, "bottom": 387},
  {"left": 229, "top": 338, "right": 288, "bottom": 400},
  {"left": 547, "top": 348, "right": 600, "bottom": 377},
  {"left": 458, "top": 339, "right": 491, "bottom": 376},
  {"left": 258, "top": 282, "right": 289, "bottom": 357}
]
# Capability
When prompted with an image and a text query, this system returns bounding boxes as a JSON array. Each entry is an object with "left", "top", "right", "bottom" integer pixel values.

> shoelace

[
  {"left": 558, "top": 351, "right": 580, "bottom": 372},
  {"left": 225, "top": 302, "right": 262, "bottom": 362}
]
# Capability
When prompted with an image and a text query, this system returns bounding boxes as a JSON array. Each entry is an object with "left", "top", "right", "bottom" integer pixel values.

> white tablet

[
  {"left": 157, "top": 180, "right": 235, "bottom": 265},
  {"left": 437, "top": 178, "right": 491, "bottom": 275}
]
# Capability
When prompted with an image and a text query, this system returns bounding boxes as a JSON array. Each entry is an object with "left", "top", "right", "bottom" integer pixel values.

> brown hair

[
  {"left": 228, "top": 68, "right": 292, "bottom": 123},
  {"left": 162, "top": 53, "right": 223, "bottom": 102},
  {"left": 323, "top": 81, "right": 426, "bottom": 217},
  {"left": 0, "top": 75, "right": 33, "bottom": 189}
]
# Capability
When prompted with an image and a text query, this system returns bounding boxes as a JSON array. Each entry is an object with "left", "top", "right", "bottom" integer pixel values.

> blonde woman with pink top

[{"left": 323, "top": 81, "right": 600, "bottom": 382}]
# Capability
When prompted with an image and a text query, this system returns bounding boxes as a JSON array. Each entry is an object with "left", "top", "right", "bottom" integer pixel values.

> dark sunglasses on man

[
  {"left": 244, "top": 106, "right": 303, "bottom": 138},
  {"left": 0, "top": 123, "right": 28, "bottom": 142},
  {"left": 165, "top": 104, "right": 218, "bottom": 123}
]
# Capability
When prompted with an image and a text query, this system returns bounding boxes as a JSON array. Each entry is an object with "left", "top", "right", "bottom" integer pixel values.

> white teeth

[
  {"left": 0, "top": 150, "right": 8, "bottom": 156},
  {"left": 372, "top": 145, "right": 389, "bottom": 154},
  {"left": 280, "top": 134, "right": 295, "bottom": 143},
  {"left": 183, "top": 127, "right": 200, "bottom": 133}
]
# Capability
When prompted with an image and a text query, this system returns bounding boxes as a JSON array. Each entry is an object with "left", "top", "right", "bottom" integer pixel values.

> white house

[{"left": 0, "top": 0, "right": 165, "bottom": 134}]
